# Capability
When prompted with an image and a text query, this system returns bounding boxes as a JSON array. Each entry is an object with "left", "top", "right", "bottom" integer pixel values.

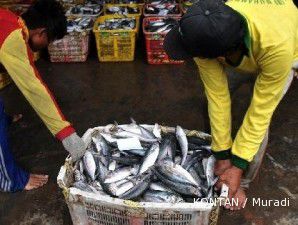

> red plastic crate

[
  {"left": 143, "top": 17, "right": 184, "bottom": 65},
  {"left": 143, "top": 3, "right": 182, "bottom": 17}
]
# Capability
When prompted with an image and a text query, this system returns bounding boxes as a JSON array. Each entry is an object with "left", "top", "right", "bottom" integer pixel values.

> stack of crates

[
  {"left": 143, "top": 0, "right": 183, "bottom": 64},
  {"left": 48, "top": 3, "right": 102, "bottom": 62},
  {"left": 93, "top": 15, "right": 139, "bottom": 62},
  {"left": 93, "top": 1, "right": 142, "bottom": 62}
]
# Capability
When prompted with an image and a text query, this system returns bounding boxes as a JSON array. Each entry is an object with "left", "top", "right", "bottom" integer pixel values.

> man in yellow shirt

[
  {"left": 0, "top": 0, "right": 86, "bottom": 192},
  {"left": 165, "top": 0, "right": 298, "bottom": 209}
]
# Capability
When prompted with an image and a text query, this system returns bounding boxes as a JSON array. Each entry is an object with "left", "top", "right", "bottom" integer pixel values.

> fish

[
  {"left": 71, "top": 120, "right": 216, "bottom": 203},
  {"left": 138, "top": 143, "right": 160, "bottom": 174},
  {"left": 83, "top": 150, "right": 96, "bottom": 181},
  {"left": 104, "top": 166, "right": 138, "bottom": 184},
  {"left": 119, "top": 172, "right": 152, "bottom": 199},
  {"left": 144, "top": 4, "right": 179, "bottom": 16},
  {"left": 155, "top": 159, "right": 199, "bottom": 186},
  {"left": 145, "top": 18, "right": 178, "bottom": 33},
  {"left": 98, "top": 18, "right": 136, "bottom": 30},
  {"left": 149, "top": 182, "right": 175, "bottom": 193},
  {"left": 143, "top": 190, "right": 184, "bottom": 203},
  {"left": 158, "top": 134, "right": 177, "bottom": 162},
  {"left": 176, "top": 126, "right": 188, "bottom": 166}
]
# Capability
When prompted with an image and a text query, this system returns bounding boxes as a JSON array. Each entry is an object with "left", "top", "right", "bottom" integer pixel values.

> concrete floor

[{"left": 0, "top": 43, "right": 297, "bottom": 225}]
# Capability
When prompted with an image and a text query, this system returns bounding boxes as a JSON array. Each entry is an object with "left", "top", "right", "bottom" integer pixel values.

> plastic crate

[
  {"left": 57, "top": 124, "right": 228, "bottom": 225},
  {"left": 143, "top": 3, "right": 182, "bottom": 17},
  {"left": 65, "top": 4, "right": 103, "bottom": 18},
  {"left": 103, "top": 3, "right": 143, "bottom": 35},
  {"left": 93, "top": 15, "right": 138, "bottom": 62},
  {"left": 48, "top": 31, "right": 90, "bottom": 63},
  {"left": 143, "top": 17, "right": 184, "bottom": 64}
]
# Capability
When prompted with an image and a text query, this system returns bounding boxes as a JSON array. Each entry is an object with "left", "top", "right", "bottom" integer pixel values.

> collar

[{"left": 17, "top": 17, "right": 29, "bottom": 43}]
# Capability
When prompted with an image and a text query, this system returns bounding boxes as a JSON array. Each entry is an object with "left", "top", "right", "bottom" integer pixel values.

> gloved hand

[{"left": 62, "top": 132, "right": 86, "bottom": 162}]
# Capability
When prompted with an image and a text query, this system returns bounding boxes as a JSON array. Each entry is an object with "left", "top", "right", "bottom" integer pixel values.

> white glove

[{"left": 62, "top": 132, "right": 86, "bottom": 162}]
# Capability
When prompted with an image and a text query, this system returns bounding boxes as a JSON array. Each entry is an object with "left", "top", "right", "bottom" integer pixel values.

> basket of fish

[
  {"left": 48, "top": 17, "right": 93, "bottom": 62},
  {"left": 113, "top": 0, "right": 145, "bottom": 6},
  {"left": 93, "top": 15, "right": 138, "bottom": 62},
  {"left": 143, "top": 3, "right": 182, "bottom": 17},
  {"left": 57, "top": 120, "right": 228, "bottom": 225},
  {"left": 66, "top": 3, "right": 103, "bottom": 18},
  {"left": 104, "top": 4, "right": 142, "bottom": 35},
  {"left": 143, "top": 17, "right": 184, "bottom": 64},
  {"left": 146, "top": 0, "right": 178, "bottom": 5}
]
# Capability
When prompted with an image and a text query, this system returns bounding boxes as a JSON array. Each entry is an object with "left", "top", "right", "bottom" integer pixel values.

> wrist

[
  {"left": 231, "top": 154, "right": 249, "bottom": 171},
  {"left": 212, "top": 149, "right": 231, "bottom": 160},
  {"left": 56, "top": 126, "right": 75, "bottom": 141}
]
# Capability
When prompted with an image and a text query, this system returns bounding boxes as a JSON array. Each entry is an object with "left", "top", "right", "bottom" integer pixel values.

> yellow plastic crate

[
  {"left": 103, "top": 3, "right": 143, "bottom": 35},
  {"left": 93, "top": 15, "right": 138, "bottom": 62}
]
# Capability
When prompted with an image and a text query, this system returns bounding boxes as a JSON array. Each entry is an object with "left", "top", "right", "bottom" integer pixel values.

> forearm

[{"left": 194, "top": 58, "right": 233, "bottom": 155}]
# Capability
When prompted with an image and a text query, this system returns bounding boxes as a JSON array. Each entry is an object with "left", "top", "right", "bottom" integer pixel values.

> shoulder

[{"left": 0, "top": 9, "right": 22, "bottom": 48}]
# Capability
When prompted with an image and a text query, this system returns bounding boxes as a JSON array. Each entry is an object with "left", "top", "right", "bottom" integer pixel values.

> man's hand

[
  {"left": 216, "top": 165, "right": 243, "bottom": 199},
  {"left": 214, "top": 159, "right": 232, "bottom": 176},
  {"left": 62, "top": 133, "right": 86, "bottom": 162}
]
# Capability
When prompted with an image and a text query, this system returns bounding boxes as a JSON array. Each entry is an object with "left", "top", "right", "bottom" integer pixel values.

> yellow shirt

[
  {"left": 0, "top": 9, "right": 74, "bottom": 140},
  {"left": 194, "top": 0, "right": 298, "bottom": 169}
]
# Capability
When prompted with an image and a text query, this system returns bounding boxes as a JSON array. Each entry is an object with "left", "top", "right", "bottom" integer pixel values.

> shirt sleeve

[
  {"left": 0, "top": 28, "right": 75, "bottom": 141},
  {"left": 231, "top": 47, "right": 293, "bottom": 170},
  {"left": 194, "top": 57, "right": 233, "bottom": 159}
]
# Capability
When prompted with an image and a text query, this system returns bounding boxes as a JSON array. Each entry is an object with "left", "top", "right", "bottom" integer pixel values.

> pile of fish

[
  {"left": 144, "top": 18, "right": 178, "bottom": 33},
  {"left": 98, "top": 18, "right": 136, "bottom": 30},
  {"left": 148, "top": 0, "right": 177, "bottom": 5},
  {"left": 105, "top": 6, "right": 140, "bottom": 15},
  {"left": 113, "top": 0, "right": 142, "bottom": 3},
  {"left": 67, "top": 4, "right": 102, "bottom": 16},
  {"left": 67, "top": 17, "right": 93, "bottom": 32},
  {"left": 71, "top": 120, "right": 218, "bottom": 204},
  {"left": 144, "top": 4, "right": 180, "bottom": 16}
]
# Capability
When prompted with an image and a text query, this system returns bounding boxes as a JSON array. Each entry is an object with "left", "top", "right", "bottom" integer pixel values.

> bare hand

[
  {"left": 216, "top": 166, "right": 243, "bottom": 199},
  {"left": 214, "top": 159, "right": 232, "bottom": 176}
]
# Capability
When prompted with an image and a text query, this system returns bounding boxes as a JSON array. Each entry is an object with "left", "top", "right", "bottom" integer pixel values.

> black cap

[{"left": 164, "top": 0, "right": 245, "bottom": 60}]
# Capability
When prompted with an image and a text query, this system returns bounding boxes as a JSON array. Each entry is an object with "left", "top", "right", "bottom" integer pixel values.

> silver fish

[
  {"left": 143, "top": 190, "right": 184, "bottom": 203},
  {"left": 104, "top": 166, "right": 138, "bottom": 184},
  {"left": 176, "top": 126, "right": 188, "bottom": 166},
  {"left": 138, "top": 143, "right": 160, "bottom": 174},
  {"left": 83, "top": 150, "right": 96, "bottom": 181}
]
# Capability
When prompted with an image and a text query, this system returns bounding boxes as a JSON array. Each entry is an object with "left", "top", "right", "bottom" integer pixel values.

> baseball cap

[{"left": 164, "top": 0, "right": 245, "bottom": 60}]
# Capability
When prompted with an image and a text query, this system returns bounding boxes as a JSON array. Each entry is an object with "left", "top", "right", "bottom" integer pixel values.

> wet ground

[{"left": 0, "top": 43, "right": 297, "bottom": 225}]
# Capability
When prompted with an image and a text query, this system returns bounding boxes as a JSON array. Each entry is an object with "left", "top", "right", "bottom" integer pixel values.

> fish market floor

[{"left": 0, "top": 43, "right": 297, "bottom": 225}]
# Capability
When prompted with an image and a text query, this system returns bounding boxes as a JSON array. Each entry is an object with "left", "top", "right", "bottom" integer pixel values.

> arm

[
  {"left": 231, "top": 48, "right": 293, "bottom": 170},
  {"left": 0, "top": 29, "right": 85, "bottom": 160},
  {"left": 194, "top": 58, "right": 233, "bottom": 159},
  {"left": 0, "top": 28, "right": 74, "bottom": 140}
]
